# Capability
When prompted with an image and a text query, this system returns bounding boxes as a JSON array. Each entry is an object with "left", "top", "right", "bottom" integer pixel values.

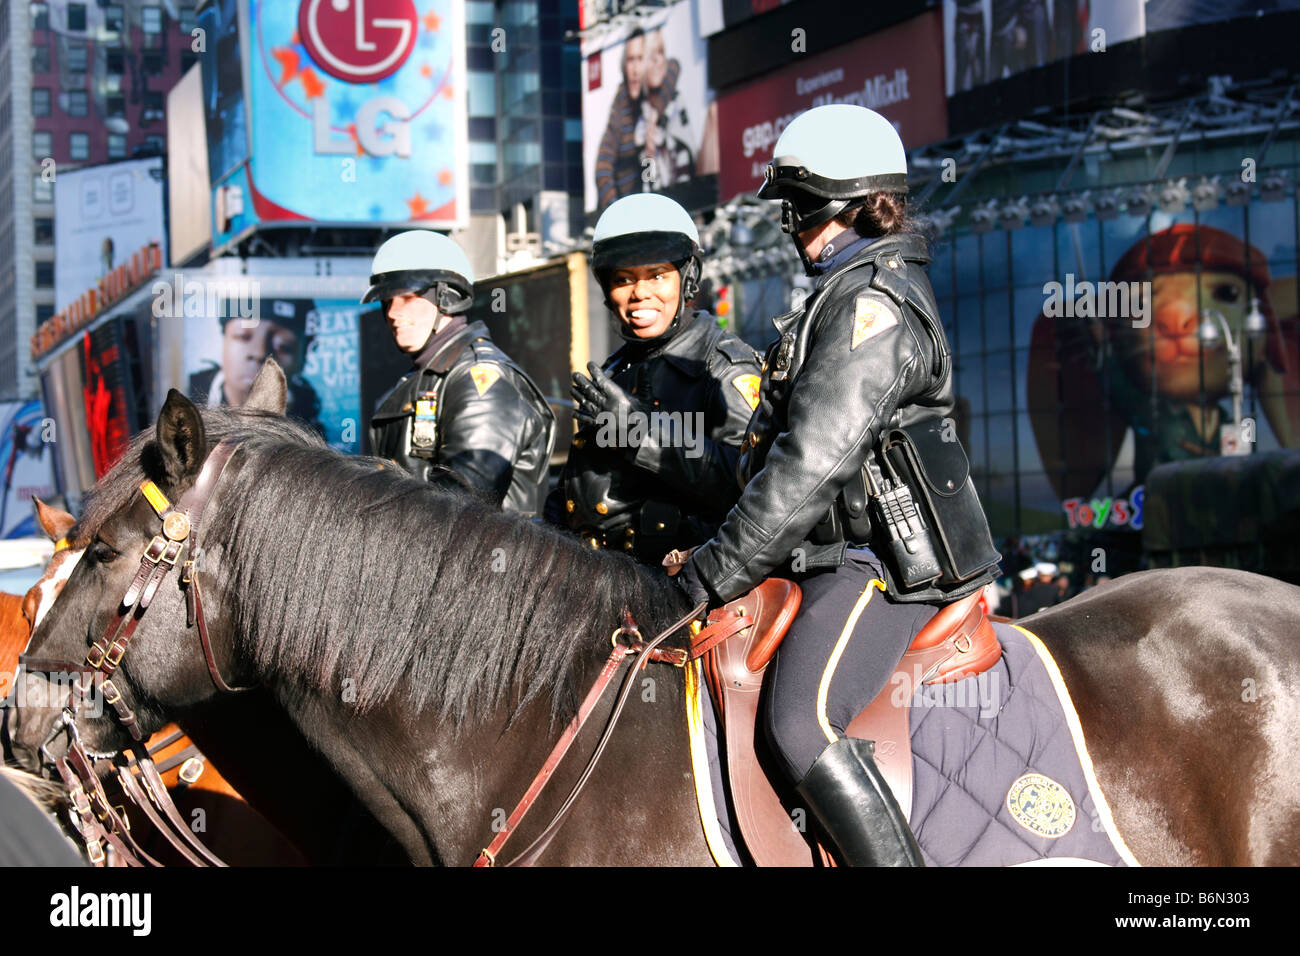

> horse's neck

[{"left": 270, "top": 651, "right": 715, "bottom": 866}]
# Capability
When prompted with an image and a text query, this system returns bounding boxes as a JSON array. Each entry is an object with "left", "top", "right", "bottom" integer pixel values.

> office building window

[
  {"left": 143, "top": 52, "right": 163, "bottom": 75},
  {"left": 30, "top": 3, "right": 50, "bottom": 32},
  {"left": 34, "top": 176, "right": 53, "bottom": 202},
  {"left": 32, "top": 88, "right": 50, "bottom": 116},
  {"left": 180, "top": 6, "right": 197, "bottom": 35},
  {"left": 37, "top": 305, "right": 55, "bottom": 324},
  {"left": 65, "top": 91, "right": 88, "bottom": 116},
  {"left": 32, "top": 131, "right": 51, "bottom": 159},
  {"left": 35, "top": 218, "right": 54, "bottom": 244},
  {"left": 66, "top": 45, "right": 87, "bottom": 71},
  {"left": 35, "top": 262, "right": 54, "bottom": 288},
  {"left": 32, "top": 44, "right": 50, "bottom": 72},
  {"left": 107, "top": 50, "right": 125, "bottom": 75},
  {"left": 142, "top": 6, "right": 163, "bottom": 33},
  {"left": 108, "top": 134, "right": 127, "bottom": 159},
  {"left": 67, "top": 3, "right": 86, "bottom": 31},
  {"left": 106, "top": 95, "right": 126, "bottom": 118},
  {"left": 70, "top": 132, "right": 89, "bottom": 160},
  {"left": 144, "top": 135, "right": 165, "bottom": 153},
  {"left": 104, "top": 4, "right": 124, "bottom": 32}
]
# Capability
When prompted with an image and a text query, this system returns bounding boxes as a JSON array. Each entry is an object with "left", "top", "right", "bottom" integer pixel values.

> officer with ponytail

[
  {"left": 366, "top": 230, "right": 556, "bottom": 515},
  {"left": 545, "top": 193, "right": 761, "bottom": 562},
  {"left": 675, "top": 105, "right": 1001, "bottom": 866}
]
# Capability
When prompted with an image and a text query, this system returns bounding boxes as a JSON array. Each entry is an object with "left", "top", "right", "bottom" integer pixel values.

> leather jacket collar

[
  {"left": 412, "top": 319, "right": 485, "bottom": 374},
  {"left": 607, "top": 310, "right": 714, "bottom": 374},
  {"left": 813, "top": 232, "right": 932, "bottom": 291}
]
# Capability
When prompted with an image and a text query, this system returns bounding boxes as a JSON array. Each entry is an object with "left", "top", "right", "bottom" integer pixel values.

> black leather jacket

[
  {"left": 545, "top": 310, "right": 761, "bottom": 562},
  {"left": 692, "top": 233, "right": 996, "bottom": 603},
  {"left": 370, "top": 321, "right": 556, "bottom": 515}
]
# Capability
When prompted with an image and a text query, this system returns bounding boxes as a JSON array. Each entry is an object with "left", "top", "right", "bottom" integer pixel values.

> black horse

[{"left": 9, "top": 366, "right": 1300, "bottom": 865}]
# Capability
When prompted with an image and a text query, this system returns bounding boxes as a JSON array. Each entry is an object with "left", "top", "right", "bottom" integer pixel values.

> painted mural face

[{"left": 1113, "top": 270, "right": 1266, "bottom": 402}]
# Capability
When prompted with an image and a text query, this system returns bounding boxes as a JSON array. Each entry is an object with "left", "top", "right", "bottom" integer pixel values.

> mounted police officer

[
  {"left": 365, "top": 230, "right": 556, "bottom": 515},
  {"left": 676, "top": 105, "right": 1001, "bottom": 866},
  {"left": 544, "top": 193, "right": 761, "bottom": 562}
]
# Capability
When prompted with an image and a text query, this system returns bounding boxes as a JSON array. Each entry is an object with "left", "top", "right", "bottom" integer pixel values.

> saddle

[{"left": 693, "top": 579, "right": 1002, "bottom": 866}]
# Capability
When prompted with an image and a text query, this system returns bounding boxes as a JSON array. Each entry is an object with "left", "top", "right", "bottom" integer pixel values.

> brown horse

[{"left": 10, "top": 376, "right": 1300, "bottom": 866}]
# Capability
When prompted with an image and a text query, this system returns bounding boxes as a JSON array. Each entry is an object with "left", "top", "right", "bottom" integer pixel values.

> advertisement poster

[
  {"left": 53, "top": 158, "right": 166, "bottom": 312},
  {"left": 199, "top": 0, "right": 251, "bottom": 184},
  {"left": 0, "top": 402, "right": 57, "bottom": 540},
  {"left": 231, "top": 0, "right": 467, "bottom": 230},
  {"left": 943, "top": 0, "right": 1145, "bottom": 96},
  {"left": 928, "top": 196, "right": 1300, "bottom": 539},
  {"left": 581, "top": 0, "right": 718, "bottom": 214},
  {"left": 715, "top": 12, "right": 948, "bottom": 204},
  {"left": 79, "top": 323, "right": 135, "bottom": 480},
  {"left": 183, "top": 302, "right": 362, "bottom": 453}
]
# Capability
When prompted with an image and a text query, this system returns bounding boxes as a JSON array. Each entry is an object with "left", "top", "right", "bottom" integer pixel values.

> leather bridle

[{"left": 18, "top": 438, "right": 248, "bottom": 867}]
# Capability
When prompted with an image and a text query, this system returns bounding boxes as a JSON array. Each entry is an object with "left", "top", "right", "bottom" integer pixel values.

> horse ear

[
  {"left": 156, "top": 389, "right": 208, "bottom": 489},
  {"left": 32, "top": 498, "right": 75, "bottom": 543},
  {"left": 244, "top": 358, "right": 288, "bottom": 415}
]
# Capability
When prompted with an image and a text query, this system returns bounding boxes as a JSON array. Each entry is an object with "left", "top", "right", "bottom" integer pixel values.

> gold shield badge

[
  {"left": 1006, "top": 772, "right": 1077, "bottom": 839},
  {"left": 469, "top": 364, "right": 501, "bottom": 397},
  {"left": 732, "top": 374, "right": 761, "bottom": 410},
  {"left": 851, "top": 295, "right": 900, "bottom": 350}
]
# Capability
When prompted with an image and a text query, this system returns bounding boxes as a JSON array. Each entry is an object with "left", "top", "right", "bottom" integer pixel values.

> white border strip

[
  {"left": 684, "top": 660, "right": 741, "bottom": 867},
  {"left": 1012, "top": 624, "right": 1142, "bottom": 867}
]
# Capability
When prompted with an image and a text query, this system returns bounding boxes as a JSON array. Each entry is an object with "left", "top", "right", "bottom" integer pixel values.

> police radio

[{"left": 864, "top": 458, "right": 943, "bottom": 590}]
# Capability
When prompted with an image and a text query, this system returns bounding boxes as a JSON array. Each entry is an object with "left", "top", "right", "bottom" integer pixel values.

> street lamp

[{"left": 1198, "top": 306, "right": 1267, "bottom": 454}]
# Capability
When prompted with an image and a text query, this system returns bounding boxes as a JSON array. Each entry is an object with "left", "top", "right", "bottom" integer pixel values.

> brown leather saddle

[{"left": 692, "top": 579, "right": 1003, "bottom": 866}]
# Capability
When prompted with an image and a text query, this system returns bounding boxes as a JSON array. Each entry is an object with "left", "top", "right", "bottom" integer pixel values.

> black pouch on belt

[{"left": 880, "top": 419, "right": 1001, "bottom": 584}]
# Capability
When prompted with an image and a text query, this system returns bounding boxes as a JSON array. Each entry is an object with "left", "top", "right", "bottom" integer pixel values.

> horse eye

[{"left": 90, "top": 540, "right": 120, "bottom": 564}]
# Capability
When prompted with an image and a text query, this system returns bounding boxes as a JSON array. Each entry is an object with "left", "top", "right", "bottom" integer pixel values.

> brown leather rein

[
  {"left": 19, "top": 439, "right": 248, "bottom": 867},
  {"left": 473, "top": 601, "right": 757, "bottom": 867}
]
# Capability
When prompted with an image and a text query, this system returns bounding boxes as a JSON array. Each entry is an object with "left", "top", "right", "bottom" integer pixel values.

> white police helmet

[
  {"left": 361, "top": 230, "right": 475, "bottom": 313},
  {"left": 591, "top": 194, "right": 703, "bottom": 330},
  {"left": 758, "top": 104, "right": 908, "bottom": 237}
]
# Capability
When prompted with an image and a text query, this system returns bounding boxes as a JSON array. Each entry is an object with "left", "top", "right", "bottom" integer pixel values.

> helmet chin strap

[{"left": 782, "top": 198, "right": 853, "bottom": 277}]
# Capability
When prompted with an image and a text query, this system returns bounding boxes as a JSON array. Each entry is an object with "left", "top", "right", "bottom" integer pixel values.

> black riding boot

[{"left": 795, "top": 737, "right": 925, "bottom": 867}]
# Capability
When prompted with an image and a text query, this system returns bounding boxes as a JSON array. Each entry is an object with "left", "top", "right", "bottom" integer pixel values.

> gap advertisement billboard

[
  {"left": 204, "top": 0, "right": 468, "bottom": 251},
  {"left": 715, "top": 11, "right": 947, "bottom": 204}
]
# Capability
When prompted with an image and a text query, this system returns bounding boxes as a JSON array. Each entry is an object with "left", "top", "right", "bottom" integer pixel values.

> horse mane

[{"left": 78, "top": 406, "right": 692, "bottom": 728}]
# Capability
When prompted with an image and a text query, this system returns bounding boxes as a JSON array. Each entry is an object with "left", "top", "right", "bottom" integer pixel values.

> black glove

[
  {"left": 570, "top": 363, "right": 647, "bottom": 446},
  {"left": 675, "top": 557, "right": 718, "bottom": 611}
]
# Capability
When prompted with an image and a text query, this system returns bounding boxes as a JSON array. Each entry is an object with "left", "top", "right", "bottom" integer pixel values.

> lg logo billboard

[{"left": 301, "top": 0, "right": 420, "bottom": 157}]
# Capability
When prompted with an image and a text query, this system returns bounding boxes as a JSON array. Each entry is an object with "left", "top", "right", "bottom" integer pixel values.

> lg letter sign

[{"left": 299, "top": 0, "right": 418, "bottom": 84}]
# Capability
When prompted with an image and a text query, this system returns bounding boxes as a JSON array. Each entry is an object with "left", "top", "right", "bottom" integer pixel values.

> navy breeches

[{"left": 762, "top": 549, "right": 940, "bottom": 781}]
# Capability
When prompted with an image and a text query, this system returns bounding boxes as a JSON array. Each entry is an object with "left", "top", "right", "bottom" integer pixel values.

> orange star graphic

[
  {"left": 408, "top": 192, "right": 430, "bottom": 217},
  {"left": 272, "top": 47, "right": 300, "bottom": 87},
  {"left": 438, "top": 169, "right": 453, "bottom": 187},
  {"left": 423, "top": 11, "right": 442, "bottom": 31},
  {"left": 300, "top": 67, "right": 325, "bottom": 99},
  {"left": 347, "top": 124, "right": 365, "bottom": 156},
  {"left": 420, "top": 63, "right": 432, "bottom": 78},
  {"left": 442, "top": 84, "right": 455, "bottom": 99},
  {"left": 291, "top": 30, "right": 299, "bottom": 45}
]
